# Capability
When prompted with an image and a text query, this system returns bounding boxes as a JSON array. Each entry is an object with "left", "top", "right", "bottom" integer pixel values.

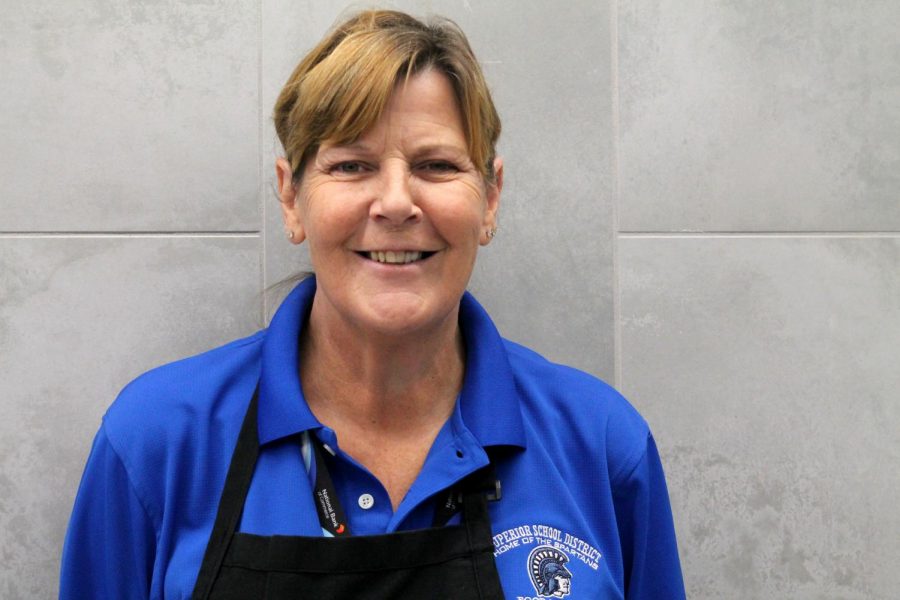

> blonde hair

[{"left": 273, "top": 10, "right": 501, "bottom": 182}]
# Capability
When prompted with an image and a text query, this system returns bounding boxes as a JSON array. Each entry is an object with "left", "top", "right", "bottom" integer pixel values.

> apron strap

[
  {"left": 462, "top": 476, "right": 507, "bottom": 600},
  {"left": 433, "top": 462, "right": 501, "bottom": 527},
  {"left": 191, "top": 389, "right": 260, "bottom": 600}
]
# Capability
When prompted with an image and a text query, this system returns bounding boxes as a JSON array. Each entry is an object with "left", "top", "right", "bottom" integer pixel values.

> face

[
  {"left": 554, "top": 575, "right": 571, "bottom": 596},
  {"left": 277, "top": 69, "right": 502, "bottom": 338}
]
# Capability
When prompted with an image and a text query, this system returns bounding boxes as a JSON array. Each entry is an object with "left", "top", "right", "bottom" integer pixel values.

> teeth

[{"left": 367, "top": 251, "right": 424, "bottom": 264}]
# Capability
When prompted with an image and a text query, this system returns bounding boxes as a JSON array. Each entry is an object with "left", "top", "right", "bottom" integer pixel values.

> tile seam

[
  {"left": 258, "top": 0, "right": 267, "bottom": 327},
  {"left": 618, "top": 232, "right": 900, "bottom": 238},
  {"left": 611, "top": 0, "right": 623, "bottom": 391},
  {"left": 0, "top": 232, "right": 261, "bottom": 238}
]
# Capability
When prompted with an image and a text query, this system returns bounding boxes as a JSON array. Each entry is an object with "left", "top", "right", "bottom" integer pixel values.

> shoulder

[
  {"left": 502, "top": 339, "right": 651, "bottom": 482},
  {"left": 105, "top": 330, "right": 264, "bottom": 430},
  {"left": 101, "top": 331, "right": 265, "bottom": 516}
]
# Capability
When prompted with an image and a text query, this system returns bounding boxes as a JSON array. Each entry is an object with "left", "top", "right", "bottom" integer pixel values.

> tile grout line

[
  {"left": 611, "top": 0, "right": 623, "bottom": 391},
  {"left": 258, "top": 0, "right": 267, "bottom": 327},
  {"left": 0, "top": 232, "right": 261, "bottom": 238},
  {"left": 618, "top": 231, "right": 900, "bottom": 238}
]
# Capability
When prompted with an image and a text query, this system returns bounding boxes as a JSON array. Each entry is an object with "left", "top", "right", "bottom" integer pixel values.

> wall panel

[
  {"left": 0, "top": 236, "right": 260, "bottom": 598},
  {"left": 0, "top": 1, "right": 259, "bottom": 232},
  {"left": 618, "top": 1, "right": 900, "bottom": 232},
  {"left": 619, "top": 236, "right": 900, "bottom": 598}
]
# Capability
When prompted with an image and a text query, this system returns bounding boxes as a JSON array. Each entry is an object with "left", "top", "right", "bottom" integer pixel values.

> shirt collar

[{"left": 257, "top": 276, "right": 526, "bottom": 450}]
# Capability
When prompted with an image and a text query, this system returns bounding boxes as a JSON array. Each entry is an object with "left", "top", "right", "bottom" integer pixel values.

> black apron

[{"left": 191, "top": 390, "right": 506, "bottom": 599}]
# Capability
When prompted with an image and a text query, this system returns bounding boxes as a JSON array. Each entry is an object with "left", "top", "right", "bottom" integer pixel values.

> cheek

[
  {"left": 432, "top": 206, "right": 485, "bottom": 244},
  {"left": 305, "top": 209, "right": 348, "bottom": 241},
  {"left": 302, "top": 191, "right": 365, "bottom": 246},
  {"left": 421, "top": 184, "right": 488, "bottom": 238}
]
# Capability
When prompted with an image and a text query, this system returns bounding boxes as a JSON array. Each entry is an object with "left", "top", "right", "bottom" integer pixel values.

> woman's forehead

[{"left": 320, "top": 71, "right": 468, "bottom": 153}]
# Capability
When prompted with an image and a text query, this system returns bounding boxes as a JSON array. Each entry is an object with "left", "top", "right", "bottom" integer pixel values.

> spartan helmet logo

[{"left": 527, "top": 546, "right": 573, "bottom": 598}]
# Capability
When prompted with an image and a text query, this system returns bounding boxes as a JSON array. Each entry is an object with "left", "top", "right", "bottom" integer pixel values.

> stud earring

[
  {"left": 286, "top": 230, "right": 294, "bottom": 240},
  {"left": 487, "top": 227, "right": 497, "bottom": 240}
]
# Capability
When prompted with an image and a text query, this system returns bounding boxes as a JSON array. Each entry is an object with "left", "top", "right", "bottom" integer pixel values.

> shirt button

[{"left": 358, "top": 493, "right": 375, "bottom": 510}]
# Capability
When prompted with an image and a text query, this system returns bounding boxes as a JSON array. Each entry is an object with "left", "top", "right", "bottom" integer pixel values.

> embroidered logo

[{"left": 527, "top": 545, "right": 572, "bottom": 598}]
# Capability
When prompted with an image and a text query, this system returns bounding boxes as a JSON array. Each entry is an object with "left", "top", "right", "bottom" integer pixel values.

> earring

[
  {"left": 487, "top": 227, "right": 497, "bottom": 240},
  {"left": 286, "top": 230, "right": 294, "bottom": 240}
]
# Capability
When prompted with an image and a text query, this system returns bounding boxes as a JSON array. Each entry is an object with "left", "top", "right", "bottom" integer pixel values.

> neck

[{"left": 299, "top": 295, "right": 465, "bottom": 437}]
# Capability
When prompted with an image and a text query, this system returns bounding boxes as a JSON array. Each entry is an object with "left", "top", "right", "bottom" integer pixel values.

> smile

[{"left": 360, "top": 250, "right": 436, "bottom": 264}]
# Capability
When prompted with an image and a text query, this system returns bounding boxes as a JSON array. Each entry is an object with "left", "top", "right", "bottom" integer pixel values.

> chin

[{"left": 357, "top": 295, "right": 455, "bottom": 337}]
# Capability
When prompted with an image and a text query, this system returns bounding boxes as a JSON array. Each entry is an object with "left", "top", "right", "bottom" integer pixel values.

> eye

[
  {"left": 330, "top": 161, "right": 368, "bottom": 175},
  {"left": 418, "top": 161, "right": 459, "bottom": 174}
]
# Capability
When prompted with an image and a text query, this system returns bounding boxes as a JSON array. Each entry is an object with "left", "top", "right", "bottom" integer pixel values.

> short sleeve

[
  {"left": 612, "top": 433, "right": 686, "bottom": 600},
  {"left": 59, "top": 424, "right": 157, "bottom": 600}
]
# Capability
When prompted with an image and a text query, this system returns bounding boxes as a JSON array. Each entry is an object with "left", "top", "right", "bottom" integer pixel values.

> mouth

[{"left": 357, "top": 250, "right": 437, "bottom": 265}]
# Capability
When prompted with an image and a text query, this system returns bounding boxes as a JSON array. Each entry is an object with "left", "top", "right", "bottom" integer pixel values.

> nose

[{"left": 370, "top": 163, "right": 421, "bottom": 225}]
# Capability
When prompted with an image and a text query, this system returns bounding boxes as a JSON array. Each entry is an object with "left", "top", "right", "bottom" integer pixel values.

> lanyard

[
  {"left": 309, "top": 435, "right": 352, "bottom": 536},
  {"left": 305, "top": 432, "right": 502, "bottom": 537}
]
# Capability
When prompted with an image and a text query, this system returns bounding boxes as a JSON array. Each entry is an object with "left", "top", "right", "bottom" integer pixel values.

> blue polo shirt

[{"left": 60, "top": 277, "right": 685, "bottom": 599}]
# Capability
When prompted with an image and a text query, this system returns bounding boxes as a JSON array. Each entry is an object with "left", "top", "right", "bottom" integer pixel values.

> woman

[{"left": 60, "top": 10, "right": 685, "bottom": 599}]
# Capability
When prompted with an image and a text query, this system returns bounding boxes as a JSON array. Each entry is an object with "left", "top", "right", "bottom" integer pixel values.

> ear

[
  {"left": 480, "top": 157, "right": 503, "bottom": 246},
  {"left": 276, "top": 157, "right": 306, "bottom": 244}
]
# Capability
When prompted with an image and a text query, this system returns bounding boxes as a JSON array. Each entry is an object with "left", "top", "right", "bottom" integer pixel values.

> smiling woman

[
  {"left": 281, "top": 70, "right": 499, "bottom": 342},
  {"left": 60, "top": 9, "right": 685, "bottom": 600}
]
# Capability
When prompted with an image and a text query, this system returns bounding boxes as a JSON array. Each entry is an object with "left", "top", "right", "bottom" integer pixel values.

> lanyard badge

[{"left": 310, "top": 438, "right": 351, "bottom": 537}]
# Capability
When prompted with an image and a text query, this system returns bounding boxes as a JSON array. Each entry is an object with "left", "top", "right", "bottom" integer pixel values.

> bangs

[{"left": 274, "top": 10, "right": 500, "bottom": 181}]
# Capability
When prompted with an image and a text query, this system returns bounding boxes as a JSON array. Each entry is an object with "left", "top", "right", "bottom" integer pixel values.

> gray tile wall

[
  {"left": 617, "top": 2, "right": 900, "bottom": 597},
  {"left": 1, "top": 1, "right": 896, "bottom": 597}
]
